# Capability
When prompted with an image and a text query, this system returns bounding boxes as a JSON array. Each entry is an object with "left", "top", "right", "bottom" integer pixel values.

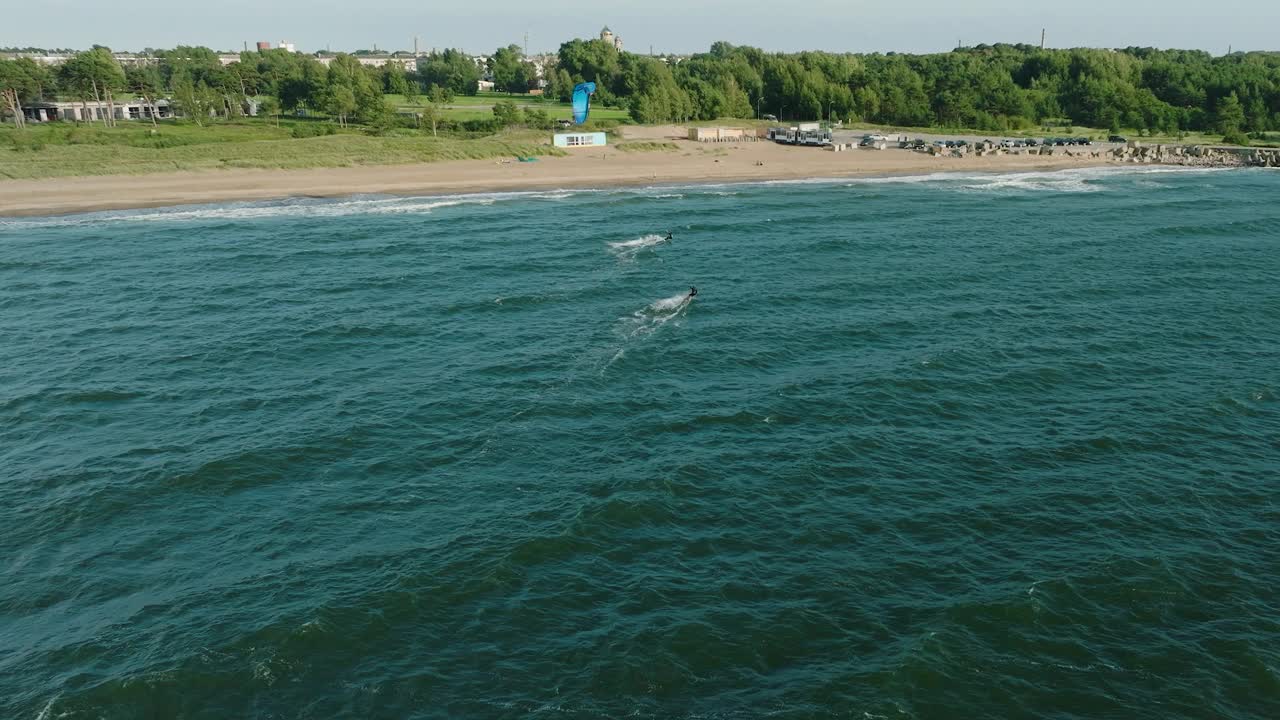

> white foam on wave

[
  {"left": 647, "top": 292, "right": 692, "bottom": 313},
  {"left": 842, "top": 165, "right": 1241, "bottom": 194},
  {"left": 2, "top": 165, "right": 1251, "bottom": 230},
  {"left": 626, "top": 292, "right": 694, "bottom": 338},
  {"left": 33, "top": 695, "right": 58, "bottom": 720},
  {"left": 0, "top": 188, "right": 607, "bottom": 230},
  {"left": 607, "top": 234, "right": 669, "bottom": 257},
  {"left": 600, "top": 292, "right": 697, "bottom": 363}
]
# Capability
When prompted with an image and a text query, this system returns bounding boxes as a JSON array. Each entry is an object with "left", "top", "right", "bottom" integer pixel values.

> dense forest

[
  {"left": 3, "top": 40, "right": 1280, "bottom": 142},
  {"left": 553, "top": 41, "right": 1279, "bottom": 139},
  {"left": 0, "top": 46, "right": 487, "bottom": 132}
]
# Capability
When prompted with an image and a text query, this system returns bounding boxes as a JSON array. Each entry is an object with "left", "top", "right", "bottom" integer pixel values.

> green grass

[
  {"left": 388, "top": 92, "right": 633, "bottom": 123},
  {"left": 0, "top": 120, "right": 567, "bottom": 179},
  {"left": 387, "top": 92, "right": 551, "bottom": 106},
  {"left": 614, "top": 142, "right": 678, "bottom": 152}
]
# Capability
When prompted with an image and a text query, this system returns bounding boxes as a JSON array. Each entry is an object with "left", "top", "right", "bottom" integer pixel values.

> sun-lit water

[{"left": 2, "top": 167, "right": 1278, "bottom": 719}]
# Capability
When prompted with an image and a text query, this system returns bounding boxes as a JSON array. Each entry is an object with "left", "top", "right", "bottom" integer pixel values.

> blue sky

[{"left": 6, "top": 1, "right": 1277, "bottom": 54}]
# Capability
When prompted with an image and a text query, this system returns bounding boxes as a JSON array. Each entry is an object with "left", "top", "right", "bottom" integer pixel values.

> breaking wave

[{"left": 0, "top": 167, "right": 1251, "bottom": 231}]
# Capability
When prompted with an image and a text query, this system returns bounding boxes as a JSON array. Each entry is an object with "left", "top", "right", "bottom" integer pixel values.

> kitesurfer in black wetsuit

[
  {"left": 688, "top": 286, "right": 698, "bottom": 298},
  {"left": 665, "top": 230, "right": 674, "bottom": 242}
]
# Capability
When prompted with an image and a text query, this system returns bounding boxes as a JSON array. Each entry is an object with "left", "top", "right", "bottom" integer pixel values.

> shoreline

[{"left": 0, "top": 140, "right": 1157, "bottom": 218}]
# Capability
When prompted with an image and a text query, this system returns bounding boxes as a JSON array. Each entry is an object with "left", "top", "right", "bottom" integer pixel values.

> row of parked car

[
  {"left": 886, "top": 137, "right": 1097, "bottom": 151},
  {"left": 863, "top": 133, "right": 1130, "bottom": 151},
  {"left": 934, "top": 135, "right": 1131, "bottom": 148}
]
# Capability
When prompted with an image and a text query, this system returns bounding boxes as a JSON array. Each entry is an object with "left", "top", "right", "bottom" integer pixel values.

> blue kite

[{"left": 572, "top": 82, "right": 597, "bottom": 125}]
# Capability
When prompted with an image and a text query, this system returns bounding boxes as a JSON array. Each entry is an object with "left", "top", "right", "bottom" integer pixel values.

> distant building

[
  {"left": 689, "top": 127, "right": 756, "bottom": 142},
  {"left": 600, "top": 26, "right": 623, "bottom": 51},
  {"left": 1, "top": 52, "right": 155, "bottom": 67},
  {"left": 554, "top": 131, "right": 607, "bottom": 148},
  {"left": 256, "top": 41, "right": 271, "bottom": 51},
  {"left": 1, "top": 52, "right": 72, "bottom": 66},
  {"left": 17, "top": 97, "right": 265, "bottom": 123},
  {"left": 278, "top": 41, "right": 296, "bottom": 53},
  {"left": 314, "top": 53, "right": 418, "bottom": 72},
  {"left": 21, "top": 99, "right": 175, "bottom": 123}
]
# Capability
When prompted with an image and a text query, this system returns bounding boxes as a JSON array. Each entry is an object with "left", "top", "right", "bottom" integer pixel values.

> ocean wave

[
  {"left": 1, "top": 184, "right": 714, "bottom": 229},
  {"left": 840, "top": 165, "right": 1241, "bottom": 194},
  {"left": 1, "top": 167, "right": 1254, "bottom": 230},
  {"left": 0, "top": 189, "right": 599, "bottom": 229}
]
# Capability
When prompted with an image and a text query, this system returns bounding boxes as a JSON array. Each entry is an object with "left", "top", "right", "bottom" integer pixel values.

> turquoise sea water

[{"left": 2, "top": 167, "right": 1278, "bottom": 719}]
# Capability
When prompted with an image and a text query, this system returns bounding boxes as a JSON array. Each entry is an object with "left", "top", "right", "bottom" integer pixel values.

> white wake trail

[{"left": 607, "top": 234, "right": 670, "bottom": 260}]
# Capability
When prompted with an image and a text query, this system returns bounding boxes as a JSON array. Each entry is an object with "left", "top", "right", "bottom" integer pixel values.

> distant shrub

[
  {"left": 8, "top": 134, "right": 46, "bottom": 152},
  {"left": 291, "top": 122, "right": 338, "bottom": 139},
  {"left": 461, "top": 118, "right": 502, "bottom": 134},
  {"left": 126, "top": 132, "right": 195, "bottom": 149},
  {"left": 364, "top": 123, "right": 418, "bottom": 138},
  {"left": 371, "top": 114, "right": 422, "bottom": 135},
  {"left": 577, "top": 119, "right": 619, "bottom": 133},
  {"left": 63, "top": 126, "right": 113, "bottom": 145},
  {"left": 1221, "top": 129, "right": 1251, "bottom": 146},
  {"left": 523, "top": 108, "right": 553, "bottom": 130},
  {"left": 492, "top": 101, "right": 521, "bottom": 127}
]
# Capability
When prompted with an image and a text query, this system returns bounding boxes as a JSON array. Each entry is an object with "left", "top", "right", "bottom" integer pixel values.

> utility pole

[
  {"left": 414, "top": 36, "right": 419, "bottom": 56},
  {"left": 1040, "top": 28, "right": 1046, "bottom": 51},
  {"left": 524, "top": 32, "right": 529, "bottom": 56}
]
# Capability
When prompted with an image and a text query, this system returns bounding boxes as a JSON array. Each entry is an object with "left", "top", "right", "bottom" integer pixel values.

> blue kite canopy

[{"left": 572, "top": 82, "right": 597, "bottom": 124}]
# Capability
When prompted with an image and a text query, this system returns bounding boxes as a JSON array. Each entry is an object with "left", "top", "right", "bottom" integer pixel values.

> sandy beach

[{"left": 0, "top": 128, "right": 1118, "bottom": 217}]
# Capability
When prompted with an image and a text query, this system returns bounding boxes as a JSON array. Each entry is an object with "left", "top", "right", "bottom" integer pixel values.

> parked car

[
  {"left": 1026, "top": 138, "right": 1039, "bottom": 147},
  {"left": 1075, "top": 137, "right": 1093, "bottom": 145},
  {"left": 1108, "top": 134, "right": 1127, "bottom": 143},
  {"left": 762, "top": 114, "right": 778, "bottom": 121}
]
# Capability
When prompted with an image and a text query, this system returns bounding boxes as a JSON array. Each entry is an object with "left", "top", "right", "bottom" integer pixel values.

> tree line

[
  {"left": 553, "top": 40, "right": 1280, "bottom": 137},
  {"left": 0, "top": 44, "right": 532, "bottom": 131},
  {"left": 5, "top": 41, "right": 1280, "bottom": 140}
]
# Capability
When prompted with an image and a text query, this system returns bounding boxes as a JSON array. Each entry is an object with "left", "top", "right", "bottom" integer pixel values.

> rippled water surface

[{"left": 2, "top": 168, "right": 1278, "bottom": 719}]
